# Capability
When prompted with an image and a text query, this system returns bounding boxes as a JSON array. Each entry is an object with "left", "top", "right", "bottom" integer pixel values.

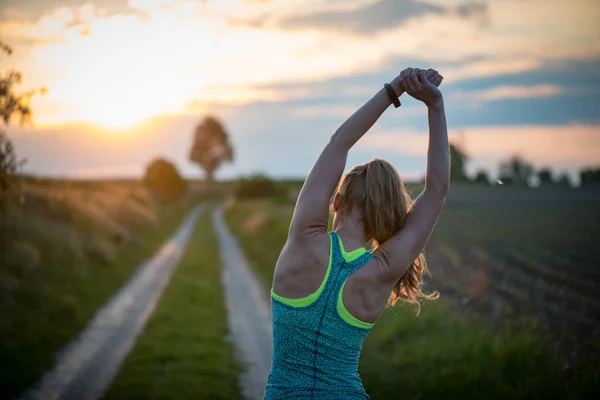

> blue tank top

[{"left": 265, "top": 232, "right": 375, "bottom": 400}]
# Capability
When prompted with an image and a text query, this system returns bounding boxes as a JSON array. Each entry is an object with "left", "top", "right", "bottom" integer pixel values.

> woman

[{"left": 265, "top": 67, "right": 449, "bottom": 399}]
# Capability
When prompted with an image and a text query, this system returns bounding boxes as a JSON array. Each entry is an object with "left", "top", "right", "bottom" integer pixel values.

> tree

[
  {"left": 498, "top": 155, "right": 534, "bottom": 186},
  {"left": 473, "top": 169, "right": 490, "bottom": 184},
  {"left": 189, "top": 116, "right": 234, "bottom": 183},
  {"left": 449, "top": 143, "right": 468, "bottom": 182},
  {"left": 1, "top": 42, "right": 45, "bottom": 255},
  {"left": 0, "top": 42, "right": 45, "bottom": 210},
  {"left": 0, "top": 41, "right": 47, "bottom": 125},
  {"left": 580, "top": 167, "right": 600, "bottom": 185},
  {"left": 537, "top": 168, "right": 554, "bottom": 185},
  {"left": 142, "top": 158, "right": 187, "bottom": 203},
  {"left": 555, "top": 173, "right": 572, "bottom": 187},
  {"left": 0, "top": 131, "right": 23, "bottom": 212}
]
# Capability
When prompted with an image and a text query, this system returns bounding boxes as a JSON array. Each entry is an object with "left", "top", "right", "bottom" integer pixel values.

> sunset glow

[{"left": 2, "top": 0, "right": 599, "bottom": 179}]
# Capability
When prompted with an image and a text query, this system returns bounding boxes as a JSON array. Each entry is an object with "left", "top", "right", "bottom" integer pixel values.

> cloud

[
  {"left": 441, "top": 58, "right": 543, "bottom": 82},
  {"left": 0, "top": 0, "right": 134, "bottom": 22},
  {"left": 291, "top": 105, "right": 360, "bottom": 118},
  {"left": 0, "top": 3, "right": 140, "bottom": 52},
  {"left": 476, "top": 84, "right": 563, "bottom": 100},
  {"left": 237, "top": 0, "right": 487, "bottom": 35},
  {"left": 452, "top": 84, "right": 564, "bottom": 102},
  {"left": 4, "top": 0, "right": 599, "bottom": 132}
]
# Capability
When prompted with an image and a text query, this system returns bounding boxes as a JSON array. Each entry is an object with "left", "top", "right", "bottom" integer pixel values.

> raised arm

[
  {"left": 288, "top": 69, "right": 442, "bottom": 239},
  {"left": 378, "top": 68, "right": 450, "bottom": 280},
  {"left": 287, "top": 80, "right": 403, "bottom": 238}
]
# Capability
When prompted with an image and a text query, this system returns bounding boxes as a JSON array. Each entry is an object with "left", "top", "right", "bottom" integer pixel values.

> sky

[{"left": 1, "top": 0, "right": 599, "bottom": 182}]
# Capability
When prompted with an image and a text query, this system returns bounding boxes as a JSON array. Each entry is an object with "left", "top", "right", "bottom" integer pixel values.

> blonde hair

[{"left": 333, "top": 158, "right": 439, "bottom": 315}]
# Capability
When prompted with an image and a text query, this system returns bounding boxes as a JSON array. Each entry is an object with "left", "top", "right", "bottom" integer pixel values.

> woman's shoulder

[
  {"left": 272, "top": 230, "right": 332, "bottom": 297},
  {"left": 275, "top": 230, "right": 331, "bottom": 276},
  {"left": 285, "top": 230, "right": 332, "bottom": 263}
]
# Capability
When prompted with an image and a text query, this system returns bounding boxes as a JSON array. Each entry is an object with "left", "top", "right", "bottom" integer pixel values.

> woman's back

[
  {"left": 263, "top": 67, "right": 448, "bottom": 399},
  {"left": 265, "top": 232, "right": 375, "bottom": 400}
]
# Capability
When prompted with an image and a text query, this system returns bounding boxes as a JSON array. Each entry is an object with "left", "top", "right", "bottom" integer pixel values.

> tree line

[{"left": 449, "top": 144, "right": 600, "bottom": 187}]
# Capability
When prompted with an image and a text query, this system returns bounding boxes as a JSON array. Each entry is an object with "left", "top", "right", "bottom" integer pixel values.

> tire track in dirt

[{"left": 213, "top": 205, "right": 272, "bottom": 400}]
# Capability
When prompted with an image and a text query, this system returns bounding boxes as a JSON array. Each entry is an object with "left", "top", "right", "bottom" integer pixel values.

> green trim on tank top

[
  {"left": 270, "top": 232, "right": 371, "bottom": 311},
  {"left": 270, "top": 234, "right": 334, "bottom": 307},
  {"left": 337, "top": 279, "right": 374, "bottom": 329},
  {"left": 335, "top": 232, "right": 373, "bottom": 328},
  {"left": 335, "top": 233, "right": 368, "bottom": 262}
]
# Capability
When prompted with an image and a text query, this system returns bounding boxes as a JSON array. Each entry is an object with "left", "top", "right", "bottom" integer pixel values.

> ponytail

[{"left": 335, "top": 158, "right": 439, "bottom": 315}]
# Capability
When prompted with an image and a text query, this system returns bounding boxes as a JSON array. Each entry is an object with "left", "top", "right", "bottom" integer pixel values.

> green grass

[
  {"left": 103, "top": 208, "right": 240, "bottom": 400},
  {"left": 359, "top": 305, "right": 571, "bottom": 400},
  {"left": 426, "top": 201, "right": 600, "bottom": 348},
  {"left": 224, "top": 197, "right": 599, "bottom": 400},
  {"left": 224, "top": 199, "right": 290, "bottom": 285},
  {"left": 0, "top": 186, "right": 198, "bottom": 398}
]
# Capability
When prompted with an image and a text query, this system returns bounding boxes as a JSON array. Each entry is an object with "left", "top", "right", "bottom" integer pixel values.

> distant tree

[
  {"left": 498, "top": 155, "right": 534, "bottom": 186},
  {"left": 580, "top": 167, "right": 600, "bottom": 185},
  {"left": 143, "top": 158, "right": 187, "bottom": 203},
  {"left": 189, "top": 116, "right": 234, "bottom": 184},
  {"left": 0, "top": 131, "right": 23, "bottom": 212},
  {"left": 555, "top": 172, "right": 572, "bottom": 187},
  {"left": 473, "top": 170, "right": 490, "bottom": 184},
  {"left": 449, "top": 143, "right": 468, "bottom": 182},
  {"left": 235, "top": 174, "right": 277, "bottom": 199},
  {"left": 537, "top": 168, "right": 554, "bottom": 185}
]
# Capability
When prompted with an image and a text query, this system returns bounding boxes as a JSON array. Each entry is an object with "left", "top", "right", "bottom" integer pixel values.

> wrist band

[{"left": 384, "top": 83, "right": 401, "bottom": 108}]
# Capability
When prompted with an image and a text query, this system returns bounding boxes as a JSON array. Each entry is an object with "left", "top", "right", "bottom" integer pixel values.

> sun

[
  {"left": 75, "top": 88, "right": 175, "bottom": 131},
  {"left": 27, "top": 9, "right": 209, "bottom": 131},
  {"left": 64, "top": 54, "right": 191, "bottom": 131}
]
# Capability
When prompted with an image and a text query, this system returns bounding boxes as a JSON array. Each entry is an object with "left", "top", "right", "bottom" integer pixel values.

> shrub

[
  {"left": 0, "top": 131, "right": 24, "bottom": 256},
  {"left": 580, "top": 167, "right": 600, "bottom": 185},
  {"left": 473, "top": 170, "right": 490, "bottom": 185},
  {"left": 234, "top": 174, "right": 278, "bottom": 199},
  {"left": 0, "top": 130, "right": 23, "bottom": 211},
  {"left": 142, "top": 158, "right": 187, "bottom": 203}
]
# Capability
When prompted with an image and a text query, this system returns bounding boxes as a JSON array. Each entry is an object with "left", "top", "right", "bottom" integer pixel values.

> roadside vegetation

[{"left": 0, "top": 178, "right": 197, "bottom": 398}]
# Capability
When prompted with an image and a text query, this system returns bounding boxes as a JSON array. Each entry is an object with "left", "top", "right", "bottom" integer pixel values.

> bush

[
  {"left": 473, "top": 170, "right": 490, "bottom": 185},
  {"left": 142, "top": 158, "right": 187, "bottom": 203},
  {"left": 580, "top": 167, "right": 600, "bottom": 185},
  {"left": 0, "top": 130, "right": 23, "bottom": 211},
  {"left": 537, "top": 168, "right": 554, "bottom": 185},
  {"left": 0, "top": 131, "right": 24, "bottom": 255},
  {"left": 234, "top": 174, "right": 278, "bottom": 199}
]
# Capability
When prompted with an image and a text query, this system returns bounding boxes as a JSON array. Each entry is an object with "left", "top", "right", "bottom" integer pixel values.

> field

[
  {"left": 225, "top": 182, "right": 600, "bottom": 399},
  {"left": 0, "top": 178, "right": 199, "bottom": 398},
  {"left": 2, "top": 177, "right": 598, "bottom": 399}
]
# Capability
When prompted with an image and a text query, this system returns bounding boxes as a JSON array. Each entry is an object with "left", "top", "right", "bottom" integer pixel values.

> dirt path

[
  {"left": 213, "top": 205, "right": 273, "bottom": 400},
  {"left": 18, "top": 205, "right": 206, "bottom": 400}
]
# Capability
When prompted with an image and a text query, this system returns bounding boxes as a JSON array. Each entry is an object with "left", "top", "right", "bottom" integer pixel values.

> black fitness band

[{"left": 384, "top": 83, "right": 401, "bottom": 108}]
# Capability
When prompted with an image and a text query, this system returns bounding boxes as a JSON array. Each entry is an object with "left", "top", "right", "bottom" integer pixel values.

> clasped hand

[{"left": 398, "top": 67, "right": 443, "bottom": 107}]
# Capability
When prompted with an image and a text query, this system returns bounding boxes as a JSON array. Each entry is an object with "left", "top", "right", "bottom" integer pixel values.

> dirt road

[
  {"left": 19, "top": 205, "right": 206, "bottom": 400},
  {"left": 213, "top": 205, "right": 273, "bottom": 400}
]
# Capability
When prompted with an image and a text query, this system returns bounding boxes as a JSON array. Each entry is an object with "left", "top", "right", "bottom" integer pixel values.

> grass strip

[{"left": 103, "top": 207, "right": 240, "bottom": 400}]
